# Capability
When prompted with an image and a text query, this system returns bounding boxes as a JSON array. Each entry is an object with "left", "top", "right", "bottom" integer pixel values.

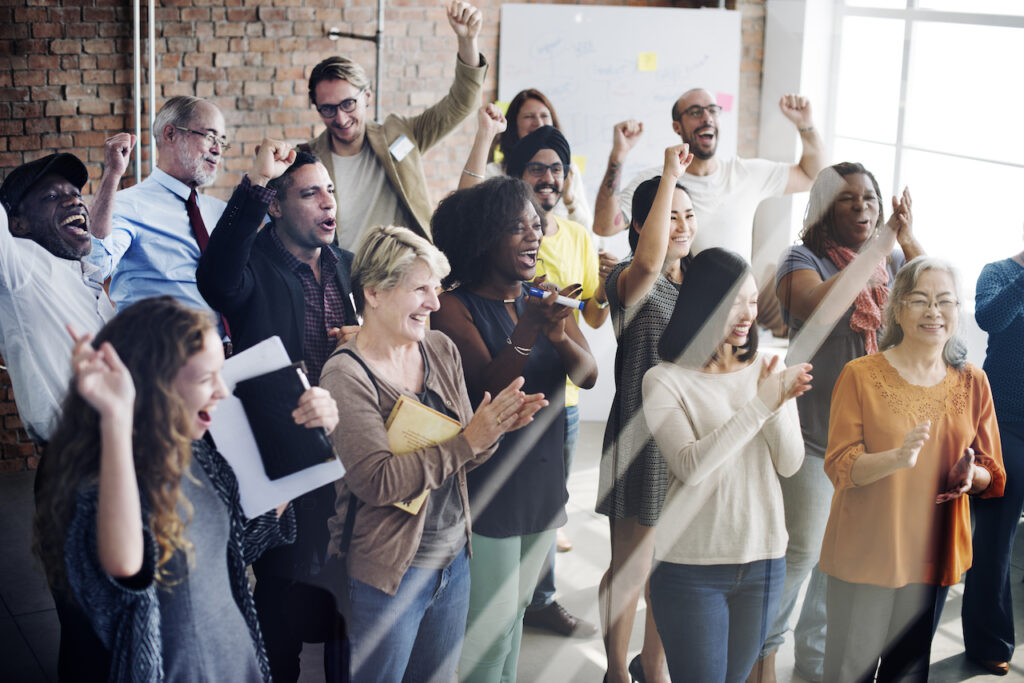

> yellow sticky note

[
  {"left": 495, "top": 100, "right": 510, "bottom": 115},
  {"left": 571, "top": 154, "right": 587, "bottom": 176},
  {"left": 638, "top": 53, "right": 657, "bottom": 72}
]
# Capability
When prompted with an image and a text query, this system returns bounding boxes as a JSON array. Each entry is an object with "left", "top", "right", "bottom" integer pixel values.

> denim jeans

[
  {"left": 963, "top": 420, "right": 1024, "bottom": 661},
  {"left": 346, "top": 548, "right": 470, "bottom": 683},
  {"left": 459, "top": 530, "right": 556, "bottom": 682},
  {"left": 651, "top": 557, "right": 786, "bottom": 683},
  {"left": 529, "top": 405, "right": 579, "bottom": 610},
  {"left": 761, "top": 453, "right": 832, "bottom": 680}
]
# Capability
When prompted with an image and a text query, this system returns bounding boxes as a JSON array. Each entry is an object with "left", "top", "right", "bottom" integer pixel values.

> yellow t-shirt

[{"left": 536, "top": 215, "right": 599, "bottom": 407}]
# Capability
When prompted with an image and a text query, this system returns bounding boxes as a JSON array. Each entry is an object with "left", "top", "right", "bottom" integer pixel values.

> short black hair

[
  {"left": 267, "top": 151, "right": 321, "bottom": 199},
  {"left": 658, "top": 248, "right": 757, "bottom": 367},
  {"left": 431, "top": 176, "right": 541, "bottom": 290}
]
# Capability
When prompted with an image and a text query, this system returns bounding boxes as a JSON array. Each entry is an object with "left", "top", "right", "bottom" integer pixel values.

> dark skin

[
  {"left": 9, "top": 174, "right": 91, "bottom": 261},
  {"left": 433, "top": 207, "right": 598, "bottom": 401}
]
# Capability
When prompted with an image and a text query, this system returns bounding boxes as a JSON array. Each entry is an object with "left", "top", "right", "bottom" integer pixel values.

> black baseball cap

[{"left": 0, "top": 153, "right": 89, "bottom": 215}]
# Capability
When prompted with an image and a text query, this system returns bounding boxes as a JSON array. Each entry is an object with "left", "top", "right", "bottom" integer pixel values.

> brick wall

[{"left": 0, "top": 0, "right": 764, "bottom": 470}]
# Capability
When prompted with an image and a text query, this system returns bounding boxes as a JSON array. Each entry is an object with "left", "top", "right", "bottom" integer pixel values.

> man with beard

[
  {"left": 595, "top": 90, "right": 825, "bottom": 264},
  {"left": 89, "top": 96, "right": 230, "bottom": 335},
  {"left": 501, "top": 125, "right": 606, "bottom": 639},
  {"left": 197, "top": 141, "right": 358, "bottom": 683},
  {"left": 301, "top": 0, "right": 486, "bottom": 251},
  {"left": 0, "top": 136, "right": 131, "bottom": 445},
  {"left": 1, "top": 135, "right": 131, "bottom": 682}
]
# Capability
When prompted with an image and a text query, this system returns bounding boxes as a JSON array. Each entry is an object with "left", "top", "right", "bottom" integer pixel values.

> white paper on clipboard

[{"left": 209, "top": 336, "right": 345, "bottom": 518}]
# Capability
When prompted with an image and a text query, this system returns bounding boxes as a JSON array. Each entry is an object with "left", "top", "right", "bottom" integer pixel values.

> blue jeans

[
  {"left": 347, "top": 548, "right": 470, "bottom": 683},
  {"left": 963, "top": 421, "right": 1024, "bottom": 661},
  {"left": 761, "top": 453, "right": 832, "bottom": 681},
  {"left": 651, "top": 558, "right": 786, "bottom": 683},
  {"left": 528, "top": 405, "right": 579, "bottom": 610}
]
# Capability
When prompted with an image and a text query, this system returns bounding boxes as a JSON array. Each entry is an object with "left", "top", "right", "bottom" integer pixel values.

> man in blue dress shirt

[{"left": 88, "top": 96, "right": 230, "bottom": 334}]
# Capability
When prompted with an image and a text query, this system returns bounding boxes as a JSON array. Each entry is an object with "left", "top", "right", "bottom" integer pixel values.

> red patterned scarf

[{"left": 823, "top": 240, "right": 890, "bottom": 354}]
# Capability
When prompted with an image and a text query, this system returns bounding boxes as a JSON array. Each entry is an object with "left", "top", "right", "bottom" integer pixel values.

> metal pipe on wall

[
  {"left": 149, "top": 0, "right": 156, "bottom": 174},
  {"left": 132, "top": 0, "right": 142, "bottom": 184}
]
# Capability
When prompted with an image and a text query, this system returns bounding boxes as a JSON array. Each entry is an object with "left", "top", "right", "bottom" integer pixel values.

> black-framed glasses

[
  {"left": 174, "top": 126, "right": 231, "bottom": 152},
  {"left": 680, "top": 104, "right": 722, "bottom": 119},
  {"left": 315, "top": 90, "right": 365, "bottom": 118},
  {"left": 524, "top": 162, "right": 568, "bottom": 178}
]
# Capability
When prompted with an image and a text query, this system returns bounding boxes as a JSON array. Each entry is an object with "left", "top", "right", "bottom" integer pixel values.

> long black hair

[{"left": 658, "top": 248, "right": 758, "bottom": 367}]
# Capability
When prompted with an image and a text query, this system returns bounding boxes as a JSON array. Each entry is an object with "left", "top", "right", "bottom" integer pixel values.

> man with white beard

[{"left": 89, "top": 96, "right": 230, "bottom": 336}]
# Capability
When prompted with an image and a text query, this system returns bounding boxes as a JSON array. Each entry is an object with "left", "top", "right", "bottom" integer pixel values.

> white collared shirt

[{"left": 0, "top": 206, "right": 114, "bottom": 441}]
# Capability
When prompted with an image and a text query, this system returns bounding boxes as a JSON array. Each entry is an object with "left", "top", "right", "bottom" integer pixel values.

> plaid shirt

[{"left": 268, "top": 226, "right": 346, "bottom": 384}]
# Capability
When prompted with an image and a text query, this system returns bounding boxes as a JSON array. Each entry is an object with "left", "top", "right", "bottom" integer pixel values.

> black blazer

[
  {"left": 196, "top": 180, "right": 357, "bottom": 579},
  {"left": 197, "top": 181, "right": 357, "bottom": 362}
]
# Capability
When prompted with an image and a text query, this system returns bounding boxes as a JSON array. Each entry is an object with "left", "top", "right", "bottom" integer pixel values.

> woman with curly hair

[
  {"left": 431, "top": 176, "right": 597, "bottom": 681},
  {"left": 754, "top": 162, "right": 921, "bottom": 682},
  {"left": 34, "top": 296, "right": 339, "bottom": 682},
  {"left": 459, "top": 89, "right": 592, "bottom": 229}
]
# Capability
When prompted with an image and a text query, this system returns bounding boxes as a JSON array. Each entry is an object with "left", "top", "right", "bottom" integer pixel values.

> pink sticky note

[{"left": 716, "top": 92, "right": 734, "bottom": 113}]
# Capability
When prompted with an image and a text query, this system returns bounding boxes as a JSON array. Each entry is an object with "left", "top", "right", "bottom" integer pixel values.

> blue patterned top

[{"left": 976, "top": 258, "right": 1024, "bottom": 423}]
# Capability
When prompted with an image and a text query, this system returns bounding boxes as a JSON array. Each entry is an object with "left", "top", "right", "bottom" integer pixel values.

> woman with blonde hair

[{"left": 320, "top": 225, "right": 545, "bottom": 682}]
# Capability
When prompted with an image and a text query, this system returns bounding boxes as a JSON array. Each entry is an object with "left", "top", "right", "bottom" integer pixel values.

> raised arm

[
  {"left": 71, "top": 334, "right": 143, "bottom": 579},
  {"left": 447, "top": 0, "right": 482, "bottom": 68},
  {"left": 196, "top": 139, "right": 295, "bottom": 314},
  {"left": 88, "top": 133, "right": 135, "bottom": 241},
  {"left": 459, "top": 104, "right": 506, "bottom": 190},
  {"left": 616, "top": 144, "right": 692, "bottom": 308},
  {"left": 593, "top": 120, "right": 643, "bottom": 237},
  {"left": 778, "top": 95, "right": 826, "bottom": 195}
]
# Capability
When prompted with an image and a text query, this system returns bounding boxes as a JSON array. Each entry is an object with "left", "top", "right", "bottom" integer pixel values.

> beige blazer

[{"left": 302, "top": 55, "right": 488, "bottom": 242}]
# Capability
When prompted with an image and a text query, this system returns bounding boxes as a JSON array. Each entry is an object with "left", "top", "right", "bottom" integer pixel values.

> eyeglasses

[
  {"left": 174, "top": 126, "right": 231, "bottom": 152},
  {"left": 902, "top": 298, "right": 959, "bottom": 313},
  {"left": 680, "top": 104, "right": 722, "bottom": 119},
  {"left": 315, "top": 90, "right": 365, "bottom": 118},
  {"left": 523, "top": 162, "right": 569, "bottom": 178}
]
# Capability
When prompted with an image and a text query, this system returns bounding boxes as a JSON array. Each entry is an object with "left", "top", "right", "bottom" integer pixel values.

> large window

[{"left": 829, "top": 2, "right": 1024, "bottom": 307}]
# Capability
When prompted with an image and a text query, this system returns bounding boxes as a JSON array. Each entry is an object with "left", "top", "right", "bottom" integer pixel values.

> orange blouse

[{"left": 819, "top": 353, "right": 1005, "bottom": 588}]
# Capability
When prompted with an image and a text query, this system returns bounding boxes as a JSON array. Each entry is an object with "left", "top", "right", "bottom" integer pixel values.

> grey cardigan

[{"left": 320, "top": 330, "right": 495, "bottom": 594}]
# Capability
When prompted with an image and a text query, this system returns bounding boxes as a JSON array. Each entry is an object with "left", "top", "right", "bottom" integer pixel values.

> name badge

[{"left": 389, "top": 135, "right": 414, "bottom": 162}]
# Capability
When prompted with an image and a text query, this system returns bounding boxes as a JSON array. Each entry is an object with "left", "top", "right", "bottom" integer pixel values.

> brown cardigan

[{"left": 319, "top": 330, "right": 494, "bottom": 594}]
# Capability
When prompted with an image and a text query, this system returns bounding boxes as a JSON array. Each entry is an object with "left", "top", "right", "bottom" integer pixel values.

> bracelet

[
  {"left": 506, "top": 337, "right": 532, "bottom": 356},
  {"left": 462, "top": 168, "right": 484, "bottom": 179},
  {"left": 595, "top": 299, "right": 610, "bottom": 310},
  {"left": 563, "top": 198, "right": 575, "bottom": 211},
  {"left": 798, "top": 126, "right": 815, "bottom": 134}
]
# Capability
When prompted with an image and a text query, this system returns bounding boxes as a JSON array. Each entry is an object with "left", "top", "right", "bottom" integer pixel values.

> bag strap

[{"left": 332, "top": 348, "right": 379, "bottom": 553}]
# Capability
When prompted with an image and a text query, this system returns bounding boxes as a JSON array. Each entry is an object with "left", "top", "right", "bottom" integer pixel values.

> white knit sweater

[{"left": 642, "top": 355, "right": 804, "bottom": 565}]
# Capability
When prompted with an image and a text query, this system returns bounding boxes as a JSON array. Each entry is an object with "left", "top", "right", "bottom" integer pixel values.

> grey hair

[
  {"left": 878, "top": 255, "right": 967, "bottom": 369},
  {"left": 153, "top": 96, "right": 208, "bottom": 147},
  {"left": 350, "top": 225, "right": 450, "bottom": 314}
]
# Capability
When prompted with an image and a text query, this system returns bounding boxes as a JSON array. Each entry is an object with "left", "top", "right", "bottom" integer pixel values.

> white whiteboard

[
  {"left": 498, "top": 4, "right": 741, "bottom": 208},
  {"left": 499, "top": 4, "right": 742, "bottom": 422}
]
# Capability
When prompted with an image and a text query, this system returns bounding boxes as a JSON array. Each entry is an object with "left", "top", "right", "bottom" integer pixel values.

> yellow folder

[{"left": 385, "top": 395, "right": 462, "bottom": 514}]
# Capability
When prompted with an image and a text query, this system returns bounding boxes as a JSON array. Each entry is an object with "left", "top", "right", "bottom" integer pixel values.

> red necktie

[
  {"left": 186, "top": 188, "right": 210, "bottom": 251},
  {"left": 186, "top": 188, "right": 231, "bottom": 344}
]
